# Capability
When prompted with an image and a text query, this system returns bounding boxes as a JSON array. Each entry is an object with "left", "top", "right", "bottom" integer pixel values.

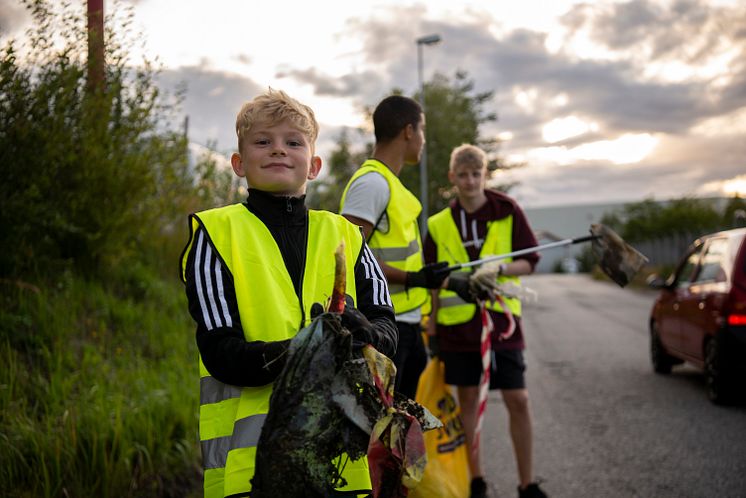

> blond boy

[
  {"left": 424, "top": 144, "right": 547, "bottom": 498},
  {"left": 181, "top": 89, "right": 397, "bottom": 498}
]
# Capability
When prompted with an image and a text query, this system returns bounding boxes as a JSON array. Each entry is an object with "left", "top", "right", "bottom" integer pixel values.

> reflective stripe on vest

[
  {"left": 181, "top": 204, "right": 370, "bottom": 497},
  {"left": 340, "top": 159, "right": 426, "bottom": 314},
  {"left": 427, "top": 206, "right": 522, "bottom": 326},
  {"left": 201, "top": 413, "right": 266, "bottom": 469},
  {"left": 370, "top": 238, "right": 420, "bottom": 262}
]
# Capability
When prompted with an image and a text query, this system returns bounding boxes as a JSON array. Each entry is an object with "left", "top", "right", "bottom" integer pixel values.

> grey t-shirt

[
  {"left": 340, "top": 172, "right": 390, "bottom": 233},
  {"left": 342, "top": 171, "right": 421, "bottom": 324}
]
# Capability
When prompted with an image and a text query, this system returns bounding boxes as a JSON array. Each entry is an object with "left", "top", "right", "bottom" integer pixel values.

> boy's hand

[
  {"left": 261, "top": 339, "right": 292, "bottom": 374},
  {"left": 446, "top": 272, "right": 477, "bottom": 303},
  {"left": 310, "top": 302, "right": 324, "bottom": 320},
  {"left": 340, "top": 306, "right": 375, "bottom": 349},
  {"left": 406, "top": 262, "right": 451, "bottom": 289}
]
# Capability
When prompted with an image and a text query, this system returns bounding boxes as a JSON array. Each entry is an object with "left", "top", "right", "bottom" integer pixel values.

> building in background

[{"left": 524, "top": 202, "right": 624, "bottom": 273}]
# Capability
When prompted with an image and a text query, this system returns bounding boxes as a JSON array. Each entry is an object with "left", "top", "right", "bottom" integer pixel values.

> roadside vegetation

[
  {"left": 0, "top": 1, "right": 236, "bottom": 496},
  {"left": 1, "top": 271, "right": 200, "bottom": 497}
]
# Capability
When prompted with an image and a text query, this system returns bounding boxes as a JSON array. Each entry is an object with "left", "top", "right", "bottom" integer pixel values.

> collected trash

[
  {"left": 589, "top": 223, "right": 649, "bottom": 287},
  {"left": 468, "top": 262, "right": 538, "bottom": 305},
  {"left": 251, "top": 242, "right": 440, "bottom": 498}
]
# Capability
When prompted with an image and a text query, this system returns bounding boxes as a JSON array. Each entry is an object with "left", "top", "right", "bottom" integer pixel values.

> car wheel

[
  {"left": 705, "top": 335, "right": 733, "bottom": 405},
  {"left": 650, "top": 321, "right": 675, "bottom": 374}
]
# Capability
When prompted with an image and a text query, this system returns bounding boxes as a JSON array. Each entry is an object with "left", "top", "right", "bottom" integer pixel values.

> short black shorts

[{"left": 440, "top": 349, "right": 526, "bottom": 390}]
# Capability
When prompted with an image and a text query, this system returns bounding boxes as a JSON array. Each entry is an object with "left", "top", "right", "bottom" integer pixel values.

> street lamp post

[{"left": 416, "top": 34, "right": 441, "bottom": 235}]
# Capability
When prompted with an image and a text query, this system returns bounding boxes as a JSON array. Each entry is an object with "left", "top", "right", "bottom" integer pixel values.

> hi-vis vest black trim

[
  {"left": 340, "top": 159, "right": 426, "bottom": 314},
  {"left": 427, "top": 206, "right": 522, "bottom": 326},
  {"left": 181, "top": 203, "right": 370, "bottom": 498}
]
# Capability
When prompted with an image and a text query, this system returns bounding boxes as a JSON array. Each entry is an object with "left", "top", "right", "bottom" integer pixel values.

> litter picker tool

[
  {"left": 468, "top": 224, "right": 647, "bottom": 457},
  {"left": 443, "top": 224, "right": 648, "bottom": 287}
]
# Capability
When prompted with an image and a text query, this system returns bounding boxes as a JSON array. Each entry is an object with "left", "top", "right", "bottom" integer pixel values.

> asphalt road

[{"left": 480, "top": 274, "right": 746, "bottom": 498}]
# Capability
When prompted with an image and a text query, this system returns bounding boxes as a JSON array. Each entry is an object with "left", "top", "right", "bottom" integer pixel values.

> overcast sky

[{"left": 3, "top": 0, "right": 745, "bottom": 208}]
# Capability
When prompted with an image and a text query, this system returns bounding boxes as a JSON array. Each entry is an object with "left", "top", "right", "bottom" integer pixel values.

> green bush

[{"left": 0, "top": 0, "right": 194, "bottom": 277}]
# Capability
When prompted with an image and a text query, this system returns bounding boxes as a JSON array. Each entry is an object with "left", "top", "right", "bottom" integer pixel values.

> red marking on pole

[
  {"left": 472, "top": 296, "right": 515, "bottom": 458},
  {"left": 494, "top": 295, "right": 515, "bottom": 342},
  {"left": 472, "top": 302, "right": 493, "bottom": 457}
]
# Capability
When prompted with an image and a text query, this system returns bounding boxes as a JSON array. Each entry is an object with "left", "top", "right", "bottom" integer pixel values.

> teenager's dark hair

[{"left": 372, "top": 95, "right": 423, "bottom": 143}]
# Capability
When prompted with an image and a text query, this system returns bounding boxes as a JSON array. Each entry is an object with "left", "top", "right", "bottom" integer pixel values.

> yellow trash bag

[{"left": 409, "top": 359, "right": 470, "bottom": 498}]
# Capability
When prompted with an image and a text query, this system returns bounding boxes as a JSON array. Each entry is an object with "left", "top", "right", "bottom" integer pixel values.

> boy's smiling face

[{"left": 231, "top": 119, "right": 321, "bottom": 197}]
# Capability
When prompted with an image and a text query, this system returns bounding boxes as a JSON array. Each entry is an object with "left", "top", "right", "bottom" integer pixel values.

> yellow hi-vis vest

[
  {"left": 180, "top": 203, "right": 371, "bottom": 498},
  {"left": 427, "top": 206, "right": 522, "bottom": 326},
  {"left": 340, "top": 159, "right": 426, "bottom": 314}
]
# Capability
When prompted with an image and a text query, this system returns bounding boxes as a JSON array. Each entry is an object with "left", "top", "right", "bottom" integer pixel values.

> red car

[{"left": 648, "top": 227, "right": 746, "bottom": 404}]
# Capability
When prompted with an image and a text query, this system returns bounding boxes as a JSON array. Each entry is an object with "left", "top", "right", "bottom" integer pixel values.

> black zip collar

[{"left": 244, "top": 188, "right": 307, "bottom": 226}]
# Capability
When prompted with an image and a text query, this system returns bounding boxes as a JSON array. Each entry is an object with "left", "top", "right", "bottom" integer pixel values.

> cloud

[
  {"left": 503, "top": 132, "right": 746, "bottom": 207},
  {"left": 572, "top": 0, "right": 744, "bottom": 65},
  {"left": 340, "top": 1, "right": 746, "bottom": 140},
  {"left": 0, "top": 0, "right": 30, "bottom": 34},
  {"left": 157, "top": 66, "right": 265, "bottom": 152},
  {"left": 307, "top": 7, "right": 709, "bottom": 143},
  {"left": 148, "top": 0, "right": 746, "bottom": 208},
  {"left": 275, "top": 67, "right": 383, "bottom": 98},
  {"left": 234, "top": 54, "right": 252, "bottom": 65},
  {"left": 270, "top": 1, "right": 746, "bottom": 208},
  {"left": 156, "top": 66, "right": 369, "bottom": 162},
  {"left": 434, "top": 20, "right": 741, "bottom": 137},
  {"left": 273, "top": 7, "right": 435, "bottom": 105}
]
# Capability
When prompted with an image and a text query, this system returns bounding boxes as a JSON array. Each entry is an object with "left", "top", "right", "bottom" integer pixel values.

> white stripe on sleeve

[
  {"left": 202, "top": 242, "right": 224, "bottom": 328},
  {"left": 214, "top": 258, "right": 232, "bottom": 328},
  {"left": 362, "top": 245, "right": 392, "bottom": 307},
  {"left": 194, "top": 231, "right": 214, "bottom": 330}
]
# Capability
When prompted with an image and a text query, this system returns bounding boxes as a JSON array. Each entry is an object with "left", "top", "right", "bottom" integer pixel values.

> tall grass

[{"left": 0, "top": 267, "right": 200, "bottom": 497}]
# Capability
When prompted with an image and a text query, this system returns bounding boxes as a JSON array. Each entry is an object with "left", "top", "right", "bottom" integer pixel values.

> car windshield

[
  {"left": 696, "top": 237, "right": 728, "bottom": 283},
  {"left": 675, "top": 244, "right": 703, "bottom": 287}
]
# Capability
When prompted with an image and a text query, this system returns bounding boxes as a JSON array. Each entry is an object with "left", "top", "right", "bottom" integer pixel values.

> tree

[
  {"left": 307, "top": 128, "right": 369, "bottom": 212},
  {"left": 0, "top": 0, "right": 193, "bottom": 277},
  {"left": 601, "top": 196, "right": 725, "bottom": 243},
  {"left": 191, "top": 142, "right": 244, "bottom": 210},
  {"left": 402, "top": 70, "right": 498, "bottom": 215},
  {"left": 722, "top": 194, "right": 746, "bottom": 228}
]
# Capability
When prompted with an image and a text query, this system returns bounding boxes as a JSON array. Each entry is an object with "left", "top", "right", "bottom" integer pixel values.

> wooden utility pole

[{"left": 87, "top": 0, "right": 104, "bottom": 91}]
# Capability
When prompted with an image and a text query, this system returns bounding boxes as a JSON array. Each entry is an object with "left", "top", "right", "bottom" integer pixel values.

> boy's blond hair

[
  {"left": 449, "top": 143, "right": 487, "bottom": 171},
  {"left": 235, "top": 88, "right": 319, "bottom": 153}
]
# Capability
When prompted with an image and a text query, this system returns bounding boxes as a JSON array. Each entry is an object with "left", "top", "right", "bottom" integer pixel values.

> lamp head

[{"left": 416, "top": 34, "right": 441, "bottom": 45}]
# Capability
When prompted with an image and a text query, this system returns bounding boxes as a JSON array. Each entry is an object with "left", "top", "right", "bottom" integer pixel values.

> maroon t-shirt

[{"left": 424, "top": 189, "right": 539, "bottom": 352}]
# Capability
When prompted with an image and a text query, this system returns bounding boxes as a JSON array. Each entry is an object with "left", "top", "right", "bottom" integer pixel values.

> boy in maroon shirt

[{"left": 424, "top": 144, "right": 547, "bottom": 498}]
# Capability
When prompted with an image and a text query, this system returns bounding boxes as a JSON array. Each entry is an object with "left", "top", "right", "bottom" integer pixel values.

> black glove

[
  {"left": 447, "top": 272, "right": 477, "bottom": 303},
  {"left": 340, "top": 305, "right": 375, "bottom": 349},
  {"left": 406, "top": 261, "right": 451, "bottom": 290},
  {"left": 261, "top": 339, "right": 292, "bottom": 376},
  {"left": 310, "top": 302, "right": 324, "bottom": 320}
]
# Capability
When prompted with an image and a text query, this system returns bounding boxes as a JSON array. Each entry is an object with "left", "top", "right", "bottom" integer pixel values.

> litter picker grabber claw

[{"left": 443, "top": 223, "right": 649, "bottom": 287}]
